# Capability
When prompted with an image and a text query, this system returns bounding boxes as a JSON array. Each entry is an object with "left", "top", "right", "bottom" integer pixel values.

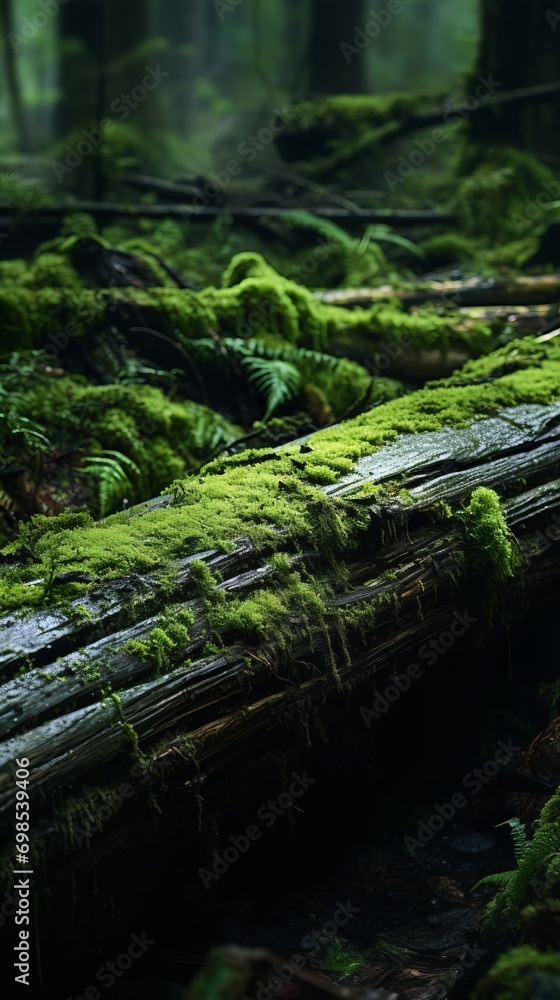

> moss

[
  {"left": 280, "top": 93, "right": 431, "bottom": 175},
  {"left": 454, "top": 145, "right": 558, "bottom": 241},
  {"left": 73, "top": 604, "right": 94, "bottom": 621},
  {"left": 0, "top": 357, "right": 241, "bottom": 519},
  {"left": 206, "top": 570, "right": 328, "bottom": 649},
  {"left": 471, "top": 946, "right": 560, "bottom": 1000},
  {"left": 323, "top": 938, "right": 364, "bottom": 975},
  {"left": 0, "top": 252, "right": 492, "bottom": 360},
  {"left": 456, "top": 487, "right": 516, "bottom": 586},
  {"left": 419, "top": 232, "right": 482, "bottom": 268},
  {"left": 123, "top": 608, "right": 195, "bottom": 674},
  {"left": 2, "top": 338, "right": 560, "bottom": 615},
  {"left": 284, "top": 93, "right": 422, "bottom": 137}
]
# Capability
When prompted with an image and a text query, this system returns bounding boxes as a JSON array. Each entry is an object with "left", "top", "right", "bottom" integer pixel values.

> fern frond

[
  {"left": 472, "top": 870, "right": 517, "bottom": 892},
  {"left": 358, "top": 224, "right": 424, "bottom": 259},
  {"left": 82, "top": 450, "right": 140, "bottom": 518},
  {"left": 280, "top": 210, "right": 355, "bottom": 250},
  {"left": 242, "top": 357, "right": 301, "bottom": 418},
  {"left": 474, "top": 794, "right": 560, "bottom": 931},
  {"left": 497, "top": 818, "right": 528, "bottom": 863}
]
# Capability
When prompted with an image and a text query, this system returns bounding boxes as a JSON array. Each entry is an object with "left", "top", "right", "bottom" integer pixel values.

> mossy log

[
  {"left": 0, "top": 251, "right": 493, "bottom": 381},
  {"left": 275, "top": 85, "right": 560, "bottom": 173},
  {"left": 1, "top": 339, "right": 560, "bottom": 889},
  {"left": 317, "top": 275, "right": 560, "bottom": 310}
]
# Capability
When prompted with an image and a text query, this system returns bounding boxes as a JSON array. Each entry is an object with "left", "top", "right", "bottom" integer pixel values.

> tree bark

[
  {"left": 470, "top": 0, "right": 560, "bottom": 153},
  {"left": 2, "top": 395, "right": 560, "bottom": 858},
  {"left": 317, "top": 275, "right": 560, "bottom": 309},
  {"left": 307, "top": 0, "right": 366, "bottom": 94}
]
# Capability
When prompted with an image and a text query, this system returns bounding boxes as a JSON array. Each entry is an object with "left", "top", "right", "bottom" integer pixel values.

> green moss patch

[
  {"left": 1, "top": 338, "right": 559, "bottom": 615},
  {"left": 0, "top": 251, "right": 492, "bottom": 360},
  {"left": 472, "top": 945, "right": 560, "bottom": 1000}
]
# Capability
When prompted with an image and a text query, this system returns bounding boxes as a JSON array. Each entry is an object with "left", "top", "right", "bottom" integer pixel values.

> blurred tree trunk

[
  {"left": 403, "top": 0, "right": 439, "bottom": 86},
  {"left": 470, "top": 0, "right": 560, "bottom": 154},
  {"left": 56, "top": 0, "right": 102, "bottom": 138},
  {"left": 105, "top": 0, "right": 151, "bottom": 99},
  {"left": 156, "top": 0, "right": 207, "bottom": 135},
  {"left": 56, "top": 0, "right": 152, "bottom": 198},
  {"left": 307, "top": 0, "right": 366, "bottom": 94},
  {"left": 0, "top": 0, "right": 30, "bottom": 152}
]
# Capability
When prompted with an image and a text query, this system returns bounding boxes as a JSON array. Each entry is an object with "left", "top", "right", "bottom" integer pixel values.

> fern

[
  {"left": 0, "top": 353, "right": 51, "bottom": 458},
  {"left": 280, "top": 210, "right": 355, "bottom": 251},
  {"left": 242, "top": 357, "right": 301, "bottom": 418},
  {"left": 357, "top": 224, "right": 424, "bottom": 259},
  {"left": 280, "top": 210, "right": 422, "bottom": 285},
  {"left": 188, "top": 337, "right": 341, "bottom": 418},
  {"left": 82, "top": 450, "right": 141, "bottom": 518},
  {"left": 500, "top": 817, "right": 529, "bottom": 863},
  {"left": 190, "top": 337, "right": 339, "bottom": 369},
  {"left": 472, "top": 798, "right": 560, "bottom": 930}
]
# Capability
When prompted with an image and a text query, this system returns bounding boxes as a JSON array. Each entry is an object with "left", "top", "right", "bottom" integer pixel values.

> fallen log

[
  {"left": 316, "top": 274, "right": 560, "bottom": 309},
  {"left": 275, "top": 83, "right": 560, "bottom": 171},
  {"left": 0, "top": 203, "right": 454, "bottom": 229},
  {"left": 1, "top": 337, "right": 560, "bottom": 893},
  {"left": 0, "top": 252, "right": 494, "bottom": 382}
]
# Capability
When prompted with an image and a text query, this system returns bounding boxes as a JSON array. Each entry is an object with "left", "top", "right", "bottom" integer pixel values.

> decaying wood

[
  {"left": 0, "top": 203, "right": 455, "bottom": 230},
  {"left": 458, "top": 304, "right": 558, "bottom": 335},
  {"left": 275, "top": 81, "right": 560, "bottom": 166},
  {"left": 315, "top": 275, "right": 560, "bottom": 310},
  {"left": 1, "top": 400, "right": 560, "bottom": 886}
]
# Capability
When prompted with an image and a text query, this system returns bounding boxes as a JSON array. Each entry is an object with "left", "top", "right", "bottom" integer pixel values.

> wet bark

[{"left": 1, "top": 400, "right": 560, "bottom": 875}]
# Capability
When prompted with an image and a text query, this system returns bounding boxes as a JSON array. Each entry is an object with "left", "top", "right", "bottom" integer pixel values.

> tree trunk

[
  {"left": 307, "top": 0, "right": 366, "bottom": 94},
  {"left": 154, "top": 0, "right": 207, "bottom": 133},
  {"left": 470, "top": 0, "right": 560, "bottom": 153},
  {"left": 56, "top": 0, "right": 152, "bottom": 198}
]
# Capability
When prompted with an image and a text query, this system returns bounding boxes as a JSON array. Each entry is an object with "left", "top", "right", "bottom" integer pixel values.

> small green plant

[
  {"left": 456, "top": 487, "right": 517, "bottom": 588},
  {"left": 367, "top": 938, "right": 413, "bottom": 966},
  {"left": 323, "top": 938, "right": 363, "bottom": 975},
  {"left": 0, "top": 173, "right": 52, "bottom": 212},
  {"left": 81, "top": 450, "right": 141, "bottom": 518},
  {"left": 280, "top": 210, "right": 422, "bottom": 285},
  {"left": 190, "top": 336, "right": 341, "bottom": 418},
  {"left": 472, "top": 796, "right": 560, "bottom": 930}
]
